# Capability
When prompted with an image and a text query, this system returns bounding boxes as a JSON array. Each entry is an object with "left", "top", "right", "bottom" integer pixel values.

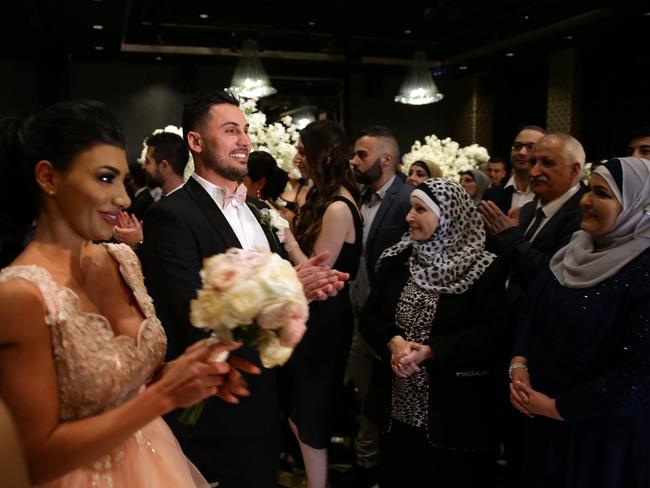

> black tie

[{"left": 524, "top": 207, "right": 545, "bottom": 241}]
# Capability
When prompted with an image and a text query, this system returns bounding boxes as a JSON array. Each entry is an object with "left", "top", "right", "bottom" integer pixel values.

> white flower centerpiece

[
  {"left": 178, "top": 247, "right": 308, "bottom": 426},
  {"left": 402, "top": 134, "right": 490, "bottom": 180}
]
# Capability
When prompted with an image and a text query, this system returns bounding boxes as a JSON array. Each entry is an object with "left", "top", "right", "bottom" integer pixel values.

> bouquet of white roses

[{"left": 178, "top": 248, "right": 308, "bottom": 425}]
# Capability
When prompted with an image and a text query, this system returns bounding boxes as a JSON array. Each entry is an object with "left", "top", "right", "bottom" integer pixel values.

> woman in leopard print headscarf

[{"left": 359, "top": 178, "right": 507, "bottom": 488}]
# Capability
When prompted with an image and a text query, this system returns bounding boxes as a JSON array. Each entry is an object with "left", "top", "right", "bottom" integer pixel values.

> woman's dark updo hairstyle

[
  {"left": 292, "top": 120, "right": 359, "bottom": 255},
  {"left": 0, "top": 99, "right": 125, "bottom": 242},
  {"left": 247, "top": 150, "right": 289, "bottom": 202}
]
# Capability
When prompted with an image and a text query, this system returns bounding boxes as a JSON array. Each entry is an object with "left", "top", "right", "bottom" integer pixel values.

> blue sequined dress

[{"left": 514, "top": 247, "right": 650, "bottom": 488}]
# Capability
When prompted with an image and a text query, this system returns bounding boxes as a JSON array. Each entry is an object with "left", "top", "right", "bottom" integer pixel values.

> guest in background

[
  {"left": 141, "top": 131, "right": 189, "bottom": 198},
  {"left": 406, "top": 159, "right": 443, "bottom": 186},
  {"left": 459, "top": 169, "right": 490, "bottom": 204},
  {"left": 281, "top": 120, "right": 362, "bottom": 488},
  {"left": 332, "top": 125, "right": 413, "bottom": 488},
  {"left": 0, "top": 100, "right": 252, "bottom": 487},
  {"left": 625, "top": 126, "right": 650, "bottom": 159},
  {"left": 482, "top": 126, "right": 546, "bottom": 215},
  {"left": 243, "top": 150, "right": 289, "bottom": 212},
  {"left": 510, "top": 157, "right": 650, "bottom": 488},
  {"left": 361, "top": 178, "right": 506, "bottom": 488},
  {"left": 114, "top": 131, "right": 189, "bottom": 249},
  {"left": 486, "top": 156, "right": 510, "bottom": 187}
]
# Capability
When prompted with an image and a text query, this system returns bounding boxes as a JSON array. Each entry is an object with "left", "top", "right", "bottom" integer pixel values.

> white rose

[
  {"left": 219, "top": 280, "right": 266, "bottom": 327},
  {"left": 258, "top": 333, "right": 294, "bottom": 368}
]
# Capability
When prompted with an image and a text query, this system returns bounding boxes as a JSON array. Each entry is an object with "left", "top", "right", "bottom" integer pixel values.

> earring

[{"left": 257, "top": 188, "right": 262, "bottom": 199}]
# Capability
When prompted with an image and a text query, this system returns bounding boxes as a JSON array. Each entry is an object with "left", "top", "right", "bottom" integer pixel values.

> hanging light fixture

[
  {"left": 227, "top": 39, "right": 277, "bottom": 99},
  {"left": 394, "top": 51, "right": 444, "bottom": 105}
]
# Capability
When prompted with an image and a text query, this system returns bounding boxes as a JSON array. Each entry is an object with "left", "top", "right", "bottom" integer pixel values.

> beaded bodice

[{"left": 0, "top": 243, "right": 166, "bottom": 421}]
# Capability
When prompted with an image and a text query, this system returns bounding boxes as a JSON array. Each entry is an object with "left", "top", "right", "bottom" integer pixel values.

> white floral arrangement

[
  {"left": 139, "top": 99, "right": 300, "bottom": 182},
  {"left": 402, "top": 134, "right": 490, "bottom": 181},
  {"left": 178, "top": 247, "right": 308, "bottom": 425},
  {"left": 240, "top": 98, "right": 301, "bottom": 180}
]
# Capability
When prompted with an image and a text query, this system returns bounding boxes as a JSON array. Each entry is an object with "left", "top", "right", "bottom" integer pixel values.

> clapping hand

[
  {"left": 113, "top": 211, "right": 144, "bottom": 248},
  {"left": 295, "top": 251, "right": 349, "bottom": 302},
  {"left": 479, "top": 201, "right": 519, "bottom": 236}
]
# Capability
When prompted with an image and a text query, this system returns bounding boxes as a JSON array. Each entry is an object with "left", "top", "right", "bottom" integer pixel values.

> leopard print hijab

[{"left": 378, "top": 178, "right": 496, "bottom": 294}]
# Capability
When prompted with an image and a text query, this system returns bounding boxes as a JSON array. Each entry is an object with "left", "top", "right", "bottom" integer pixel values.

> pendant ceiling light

[
  {"left": 394, "top": 51, "right": 444, "bottom": 106},
  {"left": 227, "top": 39, "right": 277, "bottom": 99}
]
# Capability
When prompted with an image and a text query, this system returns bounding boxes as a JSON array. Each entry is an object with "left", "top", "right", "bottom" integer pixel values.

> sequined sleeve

[{"left": 555, "top": 275, "right": 650, "bottom": 421}]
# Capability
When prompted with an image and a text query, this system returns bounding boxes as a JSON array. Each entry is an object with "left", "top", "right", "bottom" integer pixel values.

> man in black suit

[
  {"left": 482, "top": 125, "right": 546, "bottom": 215},
  {"left": 480, "top": 132, "right": 587, "bottom": 308},
  {"left": 141, "top": 90, "right": 346, "bottom": 488},
  {"left": 334, "top": 126, "right": 413, "bottom": 488},
  {"left": 480, "top": 132, "right": 587, "bottom": 485}
]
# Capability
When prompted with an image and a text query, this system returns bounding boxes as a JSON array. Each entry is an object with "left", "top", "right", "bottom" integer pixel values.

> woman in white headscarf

[
  {"left": 509, "top": 157, "right": 650, "bottom": 488},
  {"left": 359, "top": 178, "right": 507, "bottom": 488}
]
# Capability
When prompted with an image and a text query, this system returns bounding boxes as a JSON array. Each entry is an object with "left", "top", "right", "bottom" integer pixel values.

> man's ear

[
  {"left": 382, "top": 152, "right": 393, "bottom": 168},
  {"left": 570, "top": 162, "right": 581, "bottom": 180},
  {"left": 34, "top": 160, "right": 58, "bottom": 196},
  {"left": 186, "top": 131, "right": 202, "bottom": 153}
]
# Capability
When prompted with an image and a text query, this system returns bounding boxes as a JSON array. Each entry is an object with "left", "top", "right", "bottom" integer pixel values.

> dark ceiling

[{"left": 2, "top": 0, "right": 648, "bottom": 71}]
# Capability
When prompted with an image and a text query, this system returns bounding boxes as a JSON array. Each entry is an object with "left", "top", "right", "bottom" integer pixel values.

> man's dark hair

[
  {"left": 356, "top": 125, "right": 396, "bottom": 141},
  {"left": 181, "top": 90, "right": 239, "bottom": 147},
  {"left": 628, "top": 126, "right": 650, "bottom": 142},
  {"left": 488, "top": 155, "right": 511, "bottom": 173},
  {"left": 145, "top": 131, "right": 189, "bottom": 177}
]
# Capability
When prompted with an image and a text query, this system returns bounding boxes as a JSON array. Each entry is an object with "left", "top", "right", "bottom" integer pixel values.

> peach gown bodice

[{"left": 0, "top": 243, "right": 208, "bottom": 488}]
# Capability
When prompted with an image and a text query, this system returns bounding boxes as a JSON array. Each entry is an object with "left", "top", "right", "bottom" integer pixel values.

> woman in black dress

[
  {"left": 510, "top": 157, "right": 650, "bottom": 488},
  {"left": 280, "top": 120, "right": 362, "bottom": 488},
  {"left": 360, "top": 178, "right": 507, "bottom": 487}
]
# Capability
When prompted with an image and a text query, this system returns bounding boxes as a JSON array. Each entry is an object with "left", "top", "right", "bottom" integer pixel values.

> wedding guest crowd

[{"left": 1, "top": 90, "right": 649, "bottom": 488}]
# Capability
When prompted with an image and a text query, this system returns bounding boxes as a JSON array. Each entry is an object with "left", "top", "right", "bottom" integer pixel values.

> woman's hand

[
  {"left": 153, "top": 341, "right": 256, "bottom": 411},
  {"left": 388, "top": 336, "right": 431, "bottom": 378},
  {"left": 511, "top": 382, "right": 564, "bottom": 421},
  {"left": 509, "top": 356, "right": 533, "bottom": 417},
  {"left": 113, "top": 211, "right": 143, "bottom": 248}
]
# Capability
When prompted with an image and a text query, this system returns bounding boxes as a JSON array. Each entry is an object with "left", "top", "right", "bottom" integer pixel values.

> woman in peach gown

[{"left": 0, "top": 101, "right": 256, "bottom": 487}]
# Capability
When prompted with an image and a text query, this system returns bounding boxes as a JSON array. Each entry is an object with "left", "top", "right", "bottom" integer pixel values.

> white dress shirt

[
  {"left": 524, "top": 184, "right": 581, "bottom": 241},
  {"left": 504, "top": 175, "right": 535, "bottom": 210},
  {"left": 191, "top": 173, "right": 270, "bottom": 251}
]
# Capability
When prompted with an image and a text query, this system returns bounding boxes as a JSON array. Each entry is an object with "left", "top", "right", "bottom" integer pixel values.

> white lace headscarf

[{"left": 378, "top": 178, "right": 496, "bottom": 294}]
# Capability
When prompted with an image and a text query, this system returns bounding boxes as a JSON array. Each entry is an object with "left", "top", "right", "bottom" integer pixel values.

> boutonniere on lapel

[{"left": 259, "top": 208, "right": 290, "bottom": 249}]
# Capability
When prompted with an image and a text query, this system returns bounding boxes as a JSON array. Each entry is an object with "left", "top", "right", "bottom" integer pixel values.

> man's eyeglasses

[{"left": 512, "top": 142, "right": 535, "bottom": 152}]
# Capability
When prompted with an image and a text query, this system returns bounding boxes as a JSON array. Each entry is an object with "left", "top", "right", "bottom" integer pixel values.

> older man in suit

[
  {"left": 480, "top": 132, "right": 587, "bottom": 484},
  {"left": 333, "top": 126, "right": 412, "bottom": 488},
  {"left": 480, "top": 132, "right": 587, "bottom": 308},
  {"left": 141, "top": 90, "right": 346, "bottom": 488}
]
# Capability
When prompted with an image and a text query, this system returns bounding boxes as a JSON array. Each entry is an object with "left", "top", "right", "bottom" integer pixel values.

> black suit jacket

[
  {"left": 141, "top": 177, "right": 281, "bottom": 440},
  {"left": 482, "top": 184, "right": 516, "bottom": 214},
  {"left": 364, "top": 177, "right": 413, "bottom": 285},
  {"left": 129, "top": 188, "right": 155, "bottom": 221},
  {"left": 488, "top": 184, "right": 588, "bottom": 307}
]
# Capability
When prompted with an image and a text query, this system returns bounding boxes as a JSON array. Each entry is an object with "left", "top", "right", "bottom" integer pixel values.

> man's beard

[
  {"left": 145, "top": 171, "right": 163, "bottom": 188},
  {"left": 204, "top": 147, "right": 248, "bottom": 182},
  {"left": 355, "top": 158, "right": 383, "bottom": 185}
]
